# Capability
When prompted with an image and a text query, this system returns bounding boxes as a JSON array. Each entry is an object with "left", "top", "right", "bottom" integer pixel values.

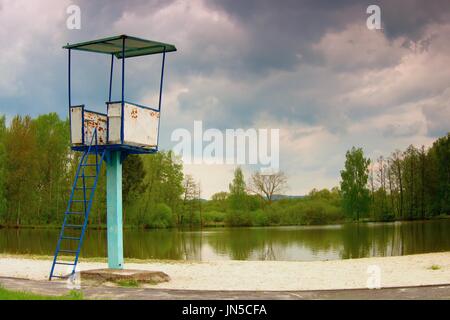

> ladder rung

[
  {"left": 61, "top": 236, "right": 81, "bottom": 241},
  {"left": 50, "top": 275, "right": 69, "bottom": 279},
  {"left": 72, "top": 200, "right": 88, "bottom": 202},
  {"left": 55, "top": 262, "right": 75, "bottom": 266},
  {"left": 65, "top": 211, "right": 84, "bottom": 215},
  {"left": 75, "top": 187, "right": 94, "bottom": 190},
  {"left": 65, "top": 224, "right": 83, "bottom": 229},
  {"left": 59, "top": 249, "right": 77, "bottom": 254},
  {"left": 79, "top": 175, "right": 96, "bottom": 178},
  {"left": 82, "top": 164, "right": 98, "bottom": 167}
]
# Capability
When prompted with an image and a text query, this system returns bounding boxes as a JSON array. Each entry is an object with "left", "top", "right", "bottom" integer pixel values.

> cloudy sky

[{"left": 0, "top": 0, "right": 449, "bottom": 198}]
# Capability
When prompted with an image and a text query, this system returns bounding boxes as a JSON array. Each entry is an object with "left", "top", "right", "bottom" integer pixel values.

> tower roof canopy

[{"left": 63, "top": 35, "right": 176, "bottom": 59}]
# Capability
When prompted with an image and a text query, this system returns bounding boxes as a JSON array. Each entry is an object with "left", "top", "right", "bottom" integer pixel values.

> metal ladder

[{"left": 49, "top": 128, "right": 106, "bottom": 280}]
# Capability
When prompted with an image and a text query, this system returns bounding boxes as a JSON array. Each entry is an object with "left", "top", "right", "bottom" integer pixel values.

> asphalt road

[{"left": 1, "top": 276, "right": 449, "bottom": 300}]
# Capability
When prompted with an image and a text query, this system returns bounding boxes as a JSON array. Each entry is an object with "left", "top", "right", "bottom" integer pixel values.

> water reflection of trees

[
  {"left": 0, "top": 228, "right": 204, "bottom": 260},
  {"left": 205, "top": 221, "right": 450, "bottom": 261},
  {"left": 206, "top": 227, "right": 345, "bottom": 260},
  {"left": 123, "top": 229, "right": 203, "bottom": 260},
  {"left": 0, "top": 220, "right": 450, "bottom": 261}
]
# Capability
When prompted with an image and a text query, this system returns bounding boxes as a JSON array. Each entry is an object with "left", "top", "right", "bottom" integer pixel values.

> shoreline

[
  {"left": 1, "top": 215, "right": 449, "bottom": 231},
  {"left": 1, "top": 252, "right": 449, "bottom": 291}
]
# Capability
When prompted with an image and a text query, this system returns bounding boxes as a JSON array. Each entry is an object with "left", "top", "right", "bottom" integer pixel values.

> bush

[
  {"left": 203, "top": 210, "right": 226, "bottom": 223},
  {"left": 271, "top": 198, "right": 344, "bottom": 226},
  {"left": 225, "top": 210, "right": 253, "bottom": 226},
  {"left": 144, "top": 203, "right": 174, "bottom": 228},
  {"left": 252, "top": 209, "right": 270, "bottom": 226}
]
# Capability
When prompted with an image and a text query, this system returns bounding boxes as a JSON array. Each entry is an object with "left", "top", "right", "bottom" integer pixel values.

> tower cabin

[{"left": 66, "top": 34, "right": 176, "bottom": 155}]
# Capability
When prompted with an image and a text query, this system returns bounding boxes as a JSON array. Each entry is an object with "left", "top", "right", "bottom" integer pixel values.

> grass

[
  {"left": 115, "top": 279, "right": 140, "bottom": 288},
  {"left": 429, "top": 264, "right": 441, "bottom": 270},
  {"left": 0, "top": 286, "right": 83, "bottom": 300}
]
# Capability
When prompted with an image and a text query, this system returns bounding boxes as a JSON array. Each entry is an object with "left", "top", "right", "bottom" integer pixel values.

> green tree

[
  {"left": 389, "top": 150, "right": 404, "bottom": 218},
  {"left": 427, "top": 133, "right": 450, "bottom": 215},
  {"left": 0, "top": 115, "right": 7, "bottom": 218},
  {"left": 4, "top": 116, "right": 39, "bottom": 225},
  {"left": 182, "top": 174, "right": 197, "bottom": 225},
  {"left": 33, "top": 113, "right": 70, "bottom": 224},
  {"left": 402, "top": 145, "right": 420, "bottom": 219},
  {"left": 123, "top": 154, "right": 145, "bottom": 205},
  {"left": 205, "top": 192, "right": 229, "bottom": 215},
  {"left": 127, "top": 151, "right": 183, "bottom": 227},
  {"left": 122, "top": 154, "right": 145, "bottom": 224},
  {"left": 228, "top": 167, "right": 247, "bottom": 210},
  {"left": 340, "top": 147, "right": 371, "bottom": 221},
  {"left": 144, "top": 203, "right": 173, "bottom": 228}
]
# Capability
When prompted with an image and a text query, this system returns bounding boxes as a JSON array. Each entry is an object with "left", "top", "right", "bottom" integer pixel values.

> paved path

[{"left": 0, "top": 277, "right": 449, "bottom": 300}]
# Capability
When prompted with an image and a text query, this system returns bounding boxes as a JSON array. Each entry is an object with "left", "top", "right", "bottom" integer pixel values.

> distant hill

[
  {"left": 271, "top": 194, "right": 305, "bottom": 201},
  {"left": 203, "top": 195, "right": 305, "bottom": 201}
]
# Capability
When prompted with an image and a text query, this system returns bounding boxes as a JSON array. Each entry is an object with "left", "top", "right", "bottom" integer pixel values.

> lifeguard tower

[{"left": 49, "top": 35, "right": 176, "bottom": 280}]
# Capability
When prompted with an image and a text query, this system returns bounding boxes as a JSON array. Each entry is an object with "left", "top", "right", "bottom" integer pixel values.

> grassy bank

[
  {"left": 0, "top": 286, "right": 83, "bottom": 300},
  {"left": 1, "top": 213, "right": 449, "bottom": 230}
]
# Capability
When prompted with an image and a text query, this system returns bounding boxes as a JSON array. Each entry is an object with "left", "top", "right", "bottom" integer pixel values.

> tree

[
  {"left": 228, "top": 167, "right": 247, "bottom": 210},
  {"left": 33, "top": 113, "right": 70, "bottom": 224},
  {"left": 340, "top": 147, "right": 371, "bottom": 221},
  {"left": 0, "top": 115, "right": 7, "bottom": 218},
  {"left": 374, "top": 156, "right": 389, "bottom": 219},
  {"left": 158, "top": 151, "right": 184, "bottom": 214},
  {"left": 196, "top": 182, "right": 203, "bottom": 227},
  {"left": 390, "top": 150, "right": 404, "bottom": 218},
  {"left": 209, "top": 191, "right": 229, "bottom": 213},
  {"left": 368, "top": 164, "right": 375, "bottom": 216},
  {"left": 4, "top": 116, "right": 39, "bottom": 225},
  {"left": 182, "top": 174, "right": 197, "bottom": 225},
  {"left": 427, "top": 133, "right": 450, "bottom": 215},
  {"left": 418, "top": 145, "right": 426, "bottom": 219},
  {"left": 126, "top": 151, "right": 184, "bottom": 227},
  {"left": 122, "top": 154, "right": 145, "bottom": 205},
  {"left": 402, "top": 145, "right": 420, "bottom": 219},
  {"left": 122, "top": 154, "right": 145, "bottom": 224},
  {"left": 248, "top": 171, "right": 288, "bottom": 204},
  {"left": 123, "top": 154, "right": 145, "bottom": 205},
  {"left": 211, "top": 191, "right": 228, "bottom": 202},
  {"left": 386, "top": 159, "right": 396, "bottom": 217}
]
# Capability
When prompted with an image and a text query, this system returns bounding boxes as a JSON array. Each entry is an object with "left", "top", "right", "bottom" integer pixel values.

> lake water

[{"left": 0, "top": 220, "right": 449, "bottom": 261}]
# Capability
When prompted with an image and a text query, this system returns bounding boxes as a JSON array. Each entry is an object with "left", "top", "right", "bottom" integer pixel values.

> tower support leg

[{"left": 106, "top": 150, "right": 124, "bottom": 269}]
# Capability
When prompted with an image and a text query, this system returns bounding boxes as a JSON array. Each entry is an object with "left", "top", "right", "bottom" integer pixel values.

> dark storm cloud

[
  {"left": 205, "top": 0, "right": 450, "bottom": 71},
  {"left": 74, "top": 0, "right": 450, "bottom": 50},
  {"left": 377, "top": 0, "right": 450, "bottom": 39},
  {"left": 205, "top": 0, "right": 365, "bottom": 72},
  {"left": 210, "top": 0, "right": 450, "bottom": 38},
  {"left": 3, "top": 0, "right": 449, "bottom": 128},
  {"left": 69, "top": 0, "right": 449, "bottom": 84}
]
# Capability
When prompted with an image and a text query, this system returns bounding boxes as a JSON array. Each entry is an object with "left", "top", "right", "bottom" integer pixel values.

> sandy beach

[{"left": 1, "top": 252, "right": 449, "bottom": 291}]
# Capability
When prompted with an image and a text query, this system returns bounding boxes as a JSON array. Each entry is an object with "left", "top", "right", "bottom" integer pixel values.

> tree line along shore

[{"left": 0, "top": 113, "right": 449, "bottom": 229}]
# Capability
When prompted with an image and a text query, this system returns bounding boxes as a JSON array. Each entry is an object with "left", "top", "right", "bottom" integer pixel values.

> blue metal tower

[{"left": 49, "top": 35, "right": 176, "bottom": 280}]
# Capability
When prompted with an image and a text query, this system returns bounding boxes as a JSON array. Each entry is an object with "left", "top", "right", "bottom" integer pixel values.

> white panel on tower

[
  {"left": 123, "top": 103, "right": 159, "bottom": 148},
  {"left": 107, "top": 102, "right": 122, "bottom": 144},
  {"left": 70, "top": 106, "right": 83, "bottom": 145}
]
